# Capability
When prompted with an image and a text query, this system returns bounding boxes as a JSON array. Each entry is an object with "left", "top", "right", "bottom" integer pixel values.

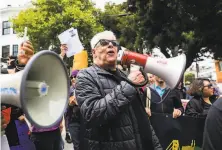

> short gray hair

[{"left": 90, "top": 31, "right": 116, "bottom": 49}]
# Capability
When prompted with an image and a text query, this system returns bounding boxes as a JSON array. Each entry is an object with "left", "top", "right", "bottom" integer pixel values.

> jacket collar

[
  {"left": 92, "top": 64, "right": 115, "bottom": 76},
  {"left": 93, "top": 64, "right": 127, "bottom": 77}
]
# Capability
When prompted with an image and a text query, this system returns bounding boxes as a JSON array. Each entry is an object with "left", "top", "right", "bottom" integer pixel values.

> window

[
  {"left": 13, "top": 45, "right": 18, "bottom": 56},
  {"left": 2, "top": 45, "right": 10, "bottom": 58},
  {"left": 219, "top": 61, "right": 222, "bottom": 71},
  {"left": 2, "top": 21, "right": 11, "bottom": 35}
]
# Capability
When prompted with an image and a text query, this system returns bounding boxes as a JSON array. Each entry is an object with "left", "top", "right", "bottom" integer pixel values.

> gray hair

[{"left": 90, "top": 31, "right": 116, "bottom": 49}]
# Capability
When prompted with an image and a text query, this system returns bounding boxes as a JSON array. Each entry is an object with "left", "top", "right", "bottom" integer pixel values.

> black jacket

[
  {"left": 75, "top": 65, "right": 161, "bottom": 150},
  {"left": 67, "top": 104, "right": 81, "bottom": 123},
  {"left": 145, "top": 86, "right": 184, "bottom": 114},
  {"left": 203, "top": 97, "right": 222, "bottom": 150},
  {"left": 185, "top": 96, "right": 213, "bottom": 118}
]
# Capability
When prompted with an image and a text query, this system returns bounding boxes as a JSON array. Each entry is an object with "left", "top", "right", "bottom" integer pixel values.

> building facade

[
  {"left": 215, "top": 60, "right": 222, "bottom": 83},
  {"left": 0, "top": 3, "right": 32, "bottom": 61}
]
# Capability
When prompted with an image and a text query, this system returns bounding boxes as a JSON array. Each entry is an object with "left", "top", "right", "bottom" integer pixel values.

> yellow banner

[{"left": 72, "top": 50, "right": 88, "bottom": 70}]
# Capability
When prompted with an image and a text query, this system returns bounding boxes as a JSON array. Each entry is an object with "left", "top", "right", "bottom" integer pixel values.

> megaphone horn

[
  {"left": 0, "top": 50, "right": 69, "bottom": 128},
  {"left": 117, "top": 49, "right": 186, "bottom": 89}
]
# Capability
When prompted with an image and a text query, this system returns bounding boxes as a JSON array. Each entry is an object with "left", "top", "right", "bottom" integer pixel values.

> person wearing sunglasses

[
  {"left": 75, "top": 31, "right": 161, "bottom": 150},
  {"left": 185, "top": 78, "right": 215, "bottom": 117}
]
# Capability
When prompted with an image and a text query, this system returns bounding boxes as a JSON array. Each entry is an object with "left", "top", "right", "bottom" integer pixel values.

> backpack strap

[{"left": 146, "top": 87, "right": 151, "bottom": 109}]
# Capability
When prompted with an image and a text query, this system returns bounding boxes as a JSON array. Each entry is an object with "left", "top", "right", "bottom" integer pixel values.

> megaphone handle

[
  {"left": 137, "top": 67, "right": 148, "bottom": 87},
  {"left": 123, "top": 67, "right": 148, "bottom": 87}
]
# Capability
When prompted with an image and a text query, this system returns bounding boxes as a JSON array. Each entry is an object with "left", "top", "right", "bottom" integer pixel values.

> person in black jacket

[
  {"left": 75, "top": 31, "right": 162, "bottom": 150},
  {"left": 202, "top": 97, "right": 222, "bottom": 150},
  {"left": 185, "top": 78, "right": 215, "bottom": 117},
  {"left": 145, "top": 76, "right": 184, "bottom": 118}
]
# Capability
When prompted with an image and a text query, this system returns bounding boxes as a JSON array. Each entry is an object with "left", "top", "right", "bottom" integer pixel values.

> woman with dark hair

[{"left": 185, "top": 78, "right": 215, "bottom": 117}]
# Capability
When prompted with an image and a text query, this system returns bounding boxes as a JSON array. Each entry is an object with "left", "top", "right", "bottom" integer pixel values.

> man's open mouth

[{"left": 107, "top": 50, "right": 115, "bottom": 55}]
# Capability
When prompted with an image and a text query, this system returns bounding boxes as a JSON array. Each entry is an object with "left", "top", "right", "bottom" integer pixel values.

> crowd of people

[{"left": 1, "top": 30, "right": 222, "bottom": 150}]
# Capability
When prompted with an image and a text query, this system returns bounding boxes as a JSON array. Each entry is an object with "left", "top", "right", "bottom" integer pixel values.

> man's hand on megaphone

[
  {"left": 128, "top": 70, "right": 145, "bottom": 84},
  {"left": 18, "top": 41, "right": 34, "bottom": 65},
  {"left": 173, "top": 108, "right": 182, "bottom": 118}
]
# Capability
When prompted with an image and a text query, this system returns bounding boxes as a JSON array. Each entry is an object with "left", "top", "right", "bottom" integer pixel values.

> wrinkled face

[
  {"left": 92, "top": 39, "right": 118, "bottom": 68},
  {"left": 202, "top": 80, "right": 214, "bottom": 97}
]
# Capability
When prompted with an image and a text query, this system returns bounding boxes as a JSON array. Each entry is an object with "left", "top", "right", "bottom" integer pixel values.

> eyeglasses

[
  {"left": 94, "top": 39, "right": 118, "bottom": 48},
  {"left": 203, "top": 84, "right": 213, "bottom": 89}
]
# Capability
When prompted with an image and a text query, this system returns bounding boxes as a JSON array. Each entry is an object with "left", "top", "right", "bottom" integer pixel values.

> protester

[
  {"left": 10, "top": 41, "right": 64, "bottom": 150},
  {"left": 66, "top": 70, "right": 81, "bottom": 150},
  {"left": 185, "top": 78, "right": 215, "bottom": 117},
  {"left": 144, "top": 76, "right": 184, "bottom": 118},
  {"left": 202, "top": 97, "right": 222, "bottom": 150},
  {"left": 75, "top": 31, "right": 161, "bottom": 150}
]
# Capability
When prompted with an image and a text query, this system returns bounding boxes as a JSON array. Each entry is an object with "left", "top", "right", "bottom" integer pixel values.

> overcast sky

[{"left": 0, "top": 0, "right": 126, "bottom": 9}]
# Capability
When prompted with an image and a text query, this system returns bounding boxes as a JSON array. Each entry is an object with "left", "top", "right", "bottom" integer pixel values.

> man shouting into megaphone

[{"left": 75, "top": 31, "right": 162, "bottom": 150}]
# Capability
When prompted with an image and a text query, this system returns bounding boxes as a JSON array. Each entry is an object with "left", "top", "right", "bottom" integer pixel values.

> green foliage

[
  {"left": 12, "top": 0, "right": 222, "bottom": 70},
  {"left": 12, "top": 0, "right": 104, "bottom": 55},
  {"left": 182, "top": 31, "right": 195, "bottom": 42},
  {"left": 185, "top": 73, "right": 195, "bottom": 84},
  {"left": 131, "top": 0, "right": 222, "bottom": 69},
  {"left": 100, "top": 2, "right": 139, "bottom": 51}
]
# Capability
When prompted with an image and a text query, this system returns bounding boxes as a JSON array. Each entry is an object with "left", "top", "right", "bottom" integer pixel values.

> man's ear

[
  {"left": 92, "top": 48, "right": 96, "bottom": 58},
  {"left": 92, "top": 48, "right": 95, "bottom": 55}
]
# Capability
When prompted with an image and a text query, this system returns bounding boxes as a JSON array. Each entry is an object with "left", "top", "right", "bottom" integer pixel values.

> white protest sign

[{"left": 58, "top": 28, "right": 84, "bottom": 57}]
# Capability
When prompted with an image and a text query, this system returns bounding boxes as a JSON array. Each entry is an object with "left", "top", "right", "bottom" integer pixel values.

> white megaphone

[
  {"left": 117, "top": 48, "right": 186, "bottom": 89},
  {"left": 0, "top": 50, "right": 69, "bottom": 128}
]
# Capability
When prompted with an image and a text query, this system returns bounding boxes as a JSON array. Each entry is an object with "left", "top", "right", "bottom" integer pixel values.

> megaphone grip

[{"left": 121, "top": 67, "right": 148, "bottom": 88}]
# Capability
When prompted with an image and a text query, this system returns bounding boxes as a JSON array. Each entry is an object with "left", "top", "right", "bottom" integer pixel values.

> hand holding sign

[{"left": 58, "top": 28, "right": 84, "bottom": 57}]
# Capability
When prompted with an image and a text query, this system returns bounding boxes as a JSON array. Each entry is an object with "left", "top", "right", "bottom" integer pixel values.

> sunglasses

[
  {"left": 94, "top": 39, "right": 118, "bottom": 48},
  {"left": 203, "top": 83, "right": 213, "bottom": 89}
]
